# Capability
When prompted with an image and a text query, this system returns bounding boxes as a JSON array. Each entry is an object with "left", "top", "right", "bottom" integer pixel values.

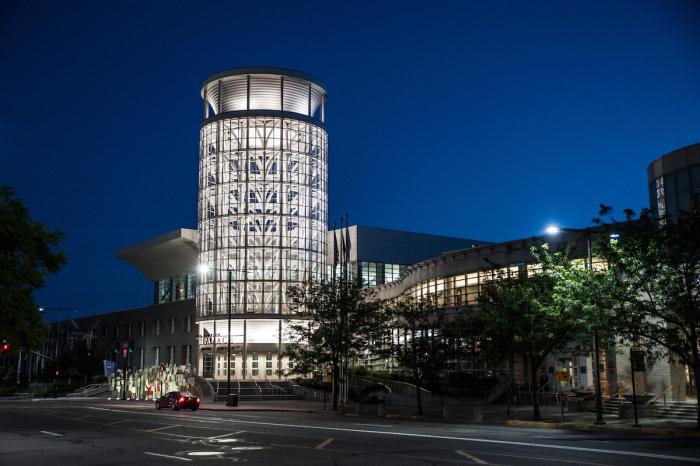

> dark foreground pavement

[{"left": 1, "top": 399, "right": 699, "bottom": 465}]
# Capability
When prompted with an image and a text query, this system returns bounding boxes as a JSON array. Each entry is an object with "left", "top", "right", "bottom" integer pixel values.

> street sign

[
  {"left": 103, "top": 360, "right": 116, "bottom": 377},
  {"left": 630, "top": 350, "right": 646, "bottom": 372}
]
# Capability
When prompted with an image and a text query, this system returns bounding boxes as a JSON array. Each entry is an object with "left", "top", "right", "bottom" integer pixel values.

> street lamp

[{"left": 545, "top": 225, "right": 616, "bottom": 426}]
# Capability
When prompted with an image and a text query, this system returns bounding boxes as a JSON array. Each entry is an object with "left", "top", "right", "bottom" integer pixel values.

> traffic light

[{"left": 1, "top": 338, "right": 9, "bottom": 353}]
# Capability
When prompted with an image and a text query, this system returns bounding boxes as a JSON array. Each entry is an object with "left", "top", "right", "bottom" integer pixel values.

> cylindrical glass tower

[{"left": 196, "top": 68, "right": 327, "bottom": 380}]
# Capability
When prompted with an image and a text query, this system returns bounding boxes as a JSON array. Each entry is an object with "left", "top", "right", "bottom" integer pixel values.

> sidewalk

[
  {"left": 200, "top": 399, "right": 329, "bottom": 413},
  {"left": 337, "top": 402, "right": 700, "bottom": 436},
  {"left": 493, "top": 405, "right": 700, "bottom": 436}
]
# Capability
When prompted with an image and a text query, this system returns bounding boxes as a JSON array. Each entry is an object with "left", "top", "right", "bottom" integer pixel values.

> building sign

[{"left": 197, "top": 335, "right": 245, "bottom": 350}]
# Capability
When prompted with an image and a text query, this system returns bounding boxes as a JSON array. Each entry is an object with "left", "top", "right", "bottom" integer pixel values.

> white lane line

[
  {"left": 315, "top": 437, "right": 334, "bottom": 449},
  {"left": 352, "top": 423, "right": 393, "bottom": 428},
  {"left": 88, "top": 407, "right": 700, "bottom": 463},
  {"left": 40, "top": 430, "right": 63, "bottom": 437},
  {"left": 107, "top": 420, "right": 129, "bottom": 425},
  {"left": 455, "top": 449, "right": 488, "bottom": 464},
  {"left": 209, "top": 430, "right": 245, "bottom": 439},
  {"left": 144, "top": 452, "right": 191, "bottom": 462},
  {"left": 147, "top": 424, "right": 181, "bottom": 432}
]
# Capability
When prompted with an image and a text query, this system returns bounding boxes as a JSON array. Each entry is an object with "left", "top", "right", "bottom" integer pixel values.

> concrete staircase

[
  {"left": 654, "top": 401, "right": 698, "bottom": 421},
  {"left": 214, "top": 380, "right": 301, "bottom": 401},
  {"left": 602, "top": 397, "right": 624, "bottom": 415},
  {"left": 67, "top": 383, "right": 111, "bottom": 398}
]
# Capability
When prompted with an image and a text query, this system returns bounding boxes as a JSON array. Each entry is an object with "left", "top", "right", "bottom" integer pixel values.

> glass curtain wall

[{"left": 197, "top": 116, "right": 327, "bottom": 317}]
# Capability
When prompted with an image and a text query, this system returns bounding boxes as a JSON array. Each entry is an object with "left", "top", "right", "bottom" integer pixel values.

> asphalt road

[{"left": 1, "top": 399, "right": 699, "bottom": 465}]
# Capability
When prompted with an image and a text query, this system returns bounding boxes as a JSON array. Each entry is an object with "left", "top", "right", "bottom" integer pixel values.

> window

[
  {"left": 202, "top": 352, "right": 214, "bottom": 378},
  {"left": 139, "top": 348, "right": 145, "bottom": 369},
  {"left": 266, "top": 353, "right": 273, "bottom": 376},
  {"left": 181, "top": 345, "right": 191, "bottom": 365},
  {"left": 139, "top": 321, "right": 146, "bottom": 337},
  {"left": 168, "top": 346, "right": 175, "bottom": 365},
  {"left": 185, "top": 315, "right": 192, "bottom": 333},
  {"left": 126, "top": 324, "right": 132, "bottom": 339},
  {"left": 155, "top": 320, "right": 160, "bottom": 336},
  {"left": 170, "top": 318, "right": 176, "bottom": 335},
  {"left": 186, "top": 273, "right": 196, "bottom": 299},
  {"left": 152, "top": 347, "right": 160, "bottom": 365},
  {"left": 158, "top": 278, "right": 172, "bottom": 304},
  {"left": 113, "top": 325, "right": 119, "bottom": 339}
]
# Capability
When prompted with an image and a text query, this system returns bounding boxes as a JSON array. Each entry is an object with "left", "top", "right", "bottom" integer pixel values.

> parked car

[{"left": 155, "top": 391, "right": 200, "bottom": 411}]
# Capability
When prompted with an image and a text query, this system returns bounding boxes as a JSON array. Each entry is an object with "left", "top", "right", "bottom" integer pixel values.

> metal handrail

[
  {"left": 537, "top": 380, "right": 554, "bottom": 394},
  {"left": 651, "top": 383, "right": 678, "bottom": 414}
]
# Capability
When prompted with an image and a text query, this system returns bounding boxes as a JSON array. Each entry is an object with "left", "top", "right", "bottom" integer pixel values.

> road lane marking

[
  {"left": 87, "top": 407, "right": 700, "bottom": 463},
  {"left": 315, "top": 437, "right": 334, "bottom": 449},
  {"left": 352, "top": 423, "right": 393, "bottom": 428},
  {"left": 134, "top": 429, "right": 203, "bottom": 440},
  {"left": 144, "top": 452, "right": 191, "bottom": 461},
  {"left": 209, "top": 431, "right": 245, "bottom": 439},
  {"left": 40, "top": 431, "right": 63, "bottom": 437},
  {"left": 147, "top": 424, "right": 181, "bottom": 432},
  {"left": 107, "top": 420, "right": 129, "bottom": 425},
  {"left": 455, "top": 449, "right": 488, "bottom": 464}
]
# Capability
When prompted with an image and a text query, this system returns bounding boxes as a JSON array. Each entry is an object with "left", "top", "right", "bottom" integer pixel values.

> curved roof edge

[
  {"left": 372, "top": 233, "right": 587, "bottom": 301},
  {"left": 647, "top": 141, "right": 700, "bottom": 181},
  {"left": 201, "top": 67, "right": 327, "bottom": 93},
  {"left": 201, "top": 110, "right": 327, "bottom": 130}
]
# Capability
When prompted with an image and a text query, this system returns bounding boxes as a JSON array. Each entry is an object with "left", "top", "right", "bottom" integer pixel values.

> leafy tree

[
  {"left": 596, "top": 207, "right": 700, "bottom": 428},
  {"left": 476, "top": 248, "right": 576, "bottom": 420},
  {"left": 0, "top": 186, "right": 66, "bottom": 349},
  {"left": 385, "top": 294, "right": 455, "bottom": 415},
  {"left": 284, "top": 274, "right": 383, "bottom": 411},
  {"left": 54, "top": 342, "right": 103, "bottom": 385}
]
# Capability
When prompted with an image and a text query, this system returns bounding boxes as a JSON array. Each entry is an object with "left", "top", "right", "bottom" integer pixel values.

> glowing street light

[{"left": 545, "top": 225, "right": 561, "bottom": 235}]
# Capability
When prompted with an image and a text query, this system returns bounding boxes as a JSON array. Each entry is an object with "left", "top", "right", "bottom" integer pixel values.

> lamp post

[{"left": 545, "top": 225, "right": 615, "bottom": 426}]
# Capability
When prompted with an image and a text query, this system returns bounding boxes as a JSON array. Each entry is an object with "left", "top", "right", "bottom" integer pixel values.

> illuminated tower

[{"left": 197, "top": 68, "right": 327, "bottom": 380}]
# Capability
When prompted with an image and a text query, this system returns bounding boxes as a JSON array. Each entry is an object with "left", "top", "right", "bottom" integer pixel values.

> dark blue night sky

[{"left": 2, "top": 1, "right": 699, "bottom": 318}]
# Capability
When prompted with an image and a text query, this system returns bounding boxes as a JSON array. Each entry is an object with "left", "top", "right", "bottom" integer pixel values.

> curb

[
  {"left": 200, "top": 407, "right": 325, "bottom": 413},
  {"left": 499, "top": 419, "right": 700, "bottom": 437}
]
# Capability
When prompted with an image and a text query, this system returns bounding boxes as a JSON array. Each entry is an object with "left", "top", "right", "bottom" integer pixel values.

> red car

[{"left": 155, "top": 391, "right": 200, "bottom": 411}]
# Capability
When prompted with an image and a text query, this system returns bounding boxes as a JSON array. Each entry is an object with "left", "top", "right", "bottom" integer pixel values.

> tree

[
  {"left": 385, "top": 294, "right": 455, "bottom": 415},
  {"left": 54, "top": 341, "right": 102, "bottom": 385},
  {"left": 476, "top": 248, "right": 576, "bottom": 420},
  {"left": 284, "top": 274, "right": 383, "bottom": 411},
  {"left": 596, "top": 207, "right": 700, "bottom": 428},
  {"left": 0, "top": 186, "right": 66, "bottom": 349}
]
